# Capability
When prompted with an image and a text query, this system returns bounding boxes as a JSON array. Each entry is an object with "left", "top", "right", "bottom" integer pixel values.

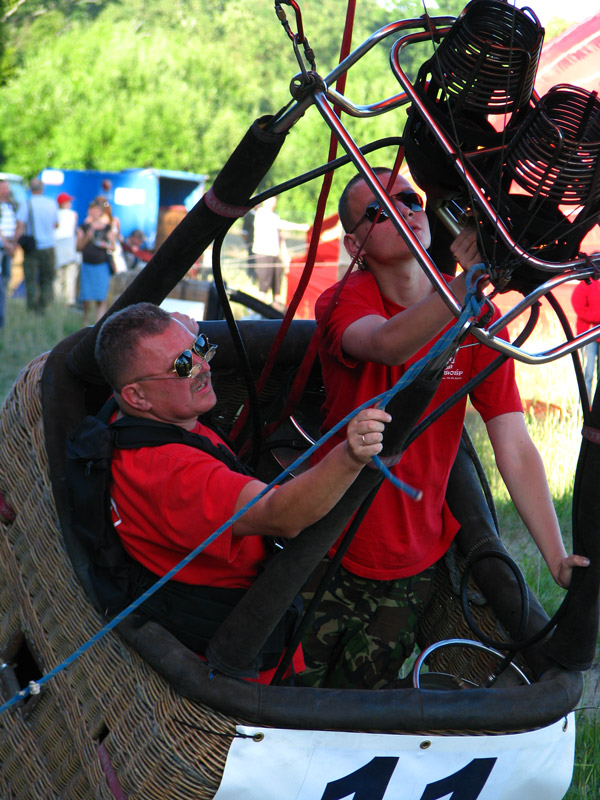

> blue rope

[{"left": 0, "top": 269, "right": 485, "bottom": 715}]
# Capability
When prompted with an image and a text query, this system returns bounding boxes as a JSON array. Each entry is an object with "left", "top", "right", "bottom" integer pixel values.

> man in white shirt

[
  {"left": 0, "top": 180, "right": 17, "bottom": 279},
  {"left": 53, "top": 191, "right": 80, "bottom": 305},
  {"left": 15, "top": 178, "right": 59, "bottom": 313},
  {"left": 251, "top": 196, "right": 308, "bottom": 307},
  {"left": 0, "top": 179, "right": 19, "bottom": 329}
]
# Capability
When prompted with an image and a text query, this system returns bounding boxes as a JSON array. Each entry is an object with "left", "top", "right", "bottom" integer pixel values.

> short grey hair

[{"left": 95, "top": 302, "right": 172, "bottom": 391}]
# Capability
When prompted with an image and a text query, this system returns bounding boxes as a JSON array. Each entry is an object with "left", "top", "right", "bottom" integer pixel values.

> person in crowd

[
  {"left": 0, "top": 180, "right": 18, "bottom": 285},
  {"left": 251, "top": 196, "right": 309, "bottom": 308},
  {"left": 76, "top": 196, "right": 116, "bottom": 325},
  {"left": 242, "top": 209, "right": 257, "bottom": 281},
  {"left": 54, "top": 192, "right": 79, "bottom": 304},
  {"left": 122, "top": 229, "right": 151, "bottom": 270},
  {"left": 54, "top": 192, "right": 79, "bottom": 268},
  {"left": 571, "top": 278, "right": 600, "bottom": 405},
  {"left": 94, "top": 301, "right": 390, "bottom": 682},
  {"left": 0, "top": 179, "right": 19, "bottom": 329},
  {"left": 14, "top": 178, "right": 59, "bottom": 313},
  {"left": 100, "top": 178, "right": 126, "bottom": 272},
  {"left": 298, "top": 167, "right": 589, "bottom": 690}
]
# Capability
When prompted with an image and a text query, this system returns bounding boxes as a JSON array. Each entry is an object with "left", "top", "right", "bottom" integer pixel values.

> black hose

[{"left": 211, "top": 228, "right": 264, "bottom": 469}]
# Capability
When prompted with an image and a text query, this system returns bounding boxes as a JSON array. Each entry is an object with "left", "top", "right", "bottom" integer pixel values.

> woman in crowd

[{"left": 76, "top": 196, "right": 116, "bottom": 325}]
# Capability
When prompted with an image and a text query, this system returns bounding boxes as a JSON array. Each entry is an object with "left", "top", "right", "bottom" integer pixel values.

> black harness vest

[{"left": 65, "top": 398, "right": 299, "bottom": 670}]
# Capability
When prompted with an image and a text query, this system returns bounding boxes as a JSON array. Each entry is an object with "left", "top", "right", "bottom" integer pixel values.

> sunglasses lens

[
  {"left": 365, "top": 202, "right": 386, "bottom": 224},
  {"left": 354, "top": 190, "right": 424, "bottom": 232},
  {"left": 193, "top": 333, "right": 209, "bottom": 358},
  {"left": 174, "top": 350, "right": 193, "bottom": 377},
  {"left": 192, "top": 334, "right": 218, "bottom": 363},
  {"left": 400, "top": 192, "right": 424, "bottom": 211}
]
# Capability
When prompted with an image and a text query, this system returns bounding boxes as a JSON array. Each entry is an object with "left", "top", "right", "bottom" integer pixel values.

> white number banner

[{"left": 213, "top": 713, "right": 575, "bottom": 800}]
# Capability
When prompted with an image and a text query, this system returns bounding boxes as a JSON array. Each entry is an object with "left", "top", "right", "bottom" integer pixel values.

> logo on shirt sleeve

[
  {"left": 443, "top": 353, "right": 464, "bottom": 380},
  {"left": 110, "top": 496, "right": 122, "bottom": 527}
]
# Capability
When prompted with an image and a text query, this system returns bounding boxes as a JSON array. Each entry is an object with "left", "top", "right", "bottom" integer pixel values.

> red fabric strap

[
  {"left": 231, "top": 0, "right": 359, "bottom": 446},
  {"left": 97, "top": 742, "right": 128, "bottom": 799},
  {"left": 204, "top": 187, "right": 251, "bottom": 219},
  {"left": 582, "top": 425, "right": 600, "bottom": 444},
  {"left": 264, "top": 147, "right": 407, "bottom": 438}
]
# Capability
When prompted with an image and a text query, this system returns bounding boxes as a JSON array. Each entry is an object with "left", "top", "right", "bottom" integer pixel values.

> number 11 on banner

[{"left": 317, "top": 756, "right": 496, "bottom": 800}]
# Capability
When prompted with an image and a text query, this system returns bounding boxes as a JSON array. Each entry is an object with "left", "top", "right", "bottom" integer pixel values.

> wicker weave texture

[
  {"left": 0, "top": 353, "right": 236, "bottom": 799},
  {"left": 417, "top": 550, "right": 531, "bottom": 685}
]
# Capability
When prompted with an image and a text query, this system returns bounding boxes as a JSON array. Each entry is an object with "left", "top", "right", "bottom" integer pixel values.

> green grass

[
  {"left": 1, "top": 293, "right": 598, "bottom": 797},
  {"left": 570, "top": 715, "right": 600, "bottom": 799},
  {"left": 0, "top": 297, "right": 84, "bottom": 399}
]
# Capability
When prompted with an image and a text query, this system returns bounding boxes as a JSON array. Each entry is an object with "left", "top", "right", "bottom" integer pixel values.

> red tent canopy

[
  {"left": 535, "top": 12, "right": 600, "bottom": 96},
  {"left": 493, "top": 14, "right": 600, "bottom": 330},
  {"left": 285, "top": 214, "right": 342, "bottom": 319}
]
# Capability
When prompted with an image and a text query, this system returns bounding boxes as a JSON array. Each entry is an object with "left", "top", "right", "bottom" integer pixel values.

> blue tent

[{"left": 38, "top": 167, "right": 207, "bottom": 247}]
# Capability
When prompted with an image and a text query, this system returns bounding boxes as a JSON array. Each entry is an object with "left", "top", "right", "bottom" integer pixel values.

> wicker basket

[{"left": 0, "top": 353, "right": 237, "bottom": 799}]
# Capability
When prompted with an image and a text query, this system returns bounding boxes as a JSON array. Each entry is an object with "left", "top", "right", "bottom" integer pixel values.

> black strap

[{"left": 100, "top": 396, "right": 252, "bottom": 476}]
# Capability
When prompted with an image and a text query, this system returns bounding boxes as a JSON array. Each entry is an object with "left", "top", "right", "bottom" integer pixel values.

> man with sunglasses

[
  {"left": 93, "top": 302, "right": 390, "bottom": 682},
  {"left": 298, "top": 168, "right": 588, "bottom": 690}
]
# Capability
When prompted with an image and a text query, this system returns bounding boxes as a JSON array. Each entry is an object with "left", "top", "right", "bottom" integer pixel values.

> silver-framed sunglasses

[{"left": 129, "top": 333, "right": 218, "bottom": 384}]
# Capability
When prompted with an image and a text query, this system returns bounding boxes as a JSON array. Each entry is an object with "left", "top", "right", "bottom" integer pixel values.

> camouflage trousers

[{"left": 298, "top": 560, "right": 435, "bottom": 690}]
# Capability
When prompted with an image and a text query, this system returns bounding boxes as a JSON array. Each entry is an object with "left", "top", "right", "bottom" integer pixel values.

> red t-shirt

[
  {"left": 111, "top": 420, "right": 264, "bottom": 587},
  {"left": 315, "top": 270, "right": 523, "bottom": 580},
  {"left": 111, "top": 418, "right": 305, "bottom": 681}
]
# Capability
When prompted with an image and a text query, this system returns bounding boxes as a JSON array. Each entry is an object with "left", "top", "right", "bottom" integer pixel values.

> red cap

[{"left": 56, "top": 192, "right": 74, "bottom": 204}]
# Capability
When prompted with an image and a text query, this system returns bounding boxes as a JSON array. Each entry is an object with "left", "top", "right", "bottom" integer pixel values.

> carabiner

[{"left": 274, "top": 0, "right": 305, "bottom": 45}]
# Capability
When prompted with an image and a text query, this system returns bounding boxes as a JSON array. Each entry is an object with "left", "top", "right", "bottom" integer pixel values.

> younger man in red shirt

[{"left": 299, "top": 168, "right": 588, "bottom": 689}]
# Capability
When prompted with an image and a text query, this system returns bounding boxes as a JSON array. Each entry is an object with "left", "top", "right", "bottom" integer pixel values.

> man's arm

[
  {"left": 486, "top": 411, "right": 589, "bottom": 588},
  {"left": 341, "top": 228, "right": 480, "bottom": 366},
  {"left": 0, "top": 231, "right": 14, "bottom": 255},
  {"left": 277, "top": 217, "right": 310, "bottom": 233},
  {"left": 232, "top": 407, "right": 391, "bottom": 539},
  {"left": 76, "top": 224, "right": 93, "bottom": 252},
  {"left": 341, "top": 283, "right": 466, "bottom": 367},
  {"left": 14, "top": 204, "right": 27, "bottom": 243}
]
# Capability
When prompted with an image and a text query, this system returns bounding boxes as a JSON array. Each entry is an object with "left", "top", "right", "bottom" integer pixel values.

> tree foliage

[{"left": 0, "top": 0, "right": 467, "bottom": 216}]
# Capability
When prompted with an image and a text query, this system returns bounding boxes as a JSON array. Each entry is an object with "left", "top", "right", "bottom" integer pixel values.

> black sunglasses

[
  {"left": 128, "top": 333, "right": 218, "bottom": 385},
  {"left": 349, "top": 191, "right": 425, "bottom": 234}
]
